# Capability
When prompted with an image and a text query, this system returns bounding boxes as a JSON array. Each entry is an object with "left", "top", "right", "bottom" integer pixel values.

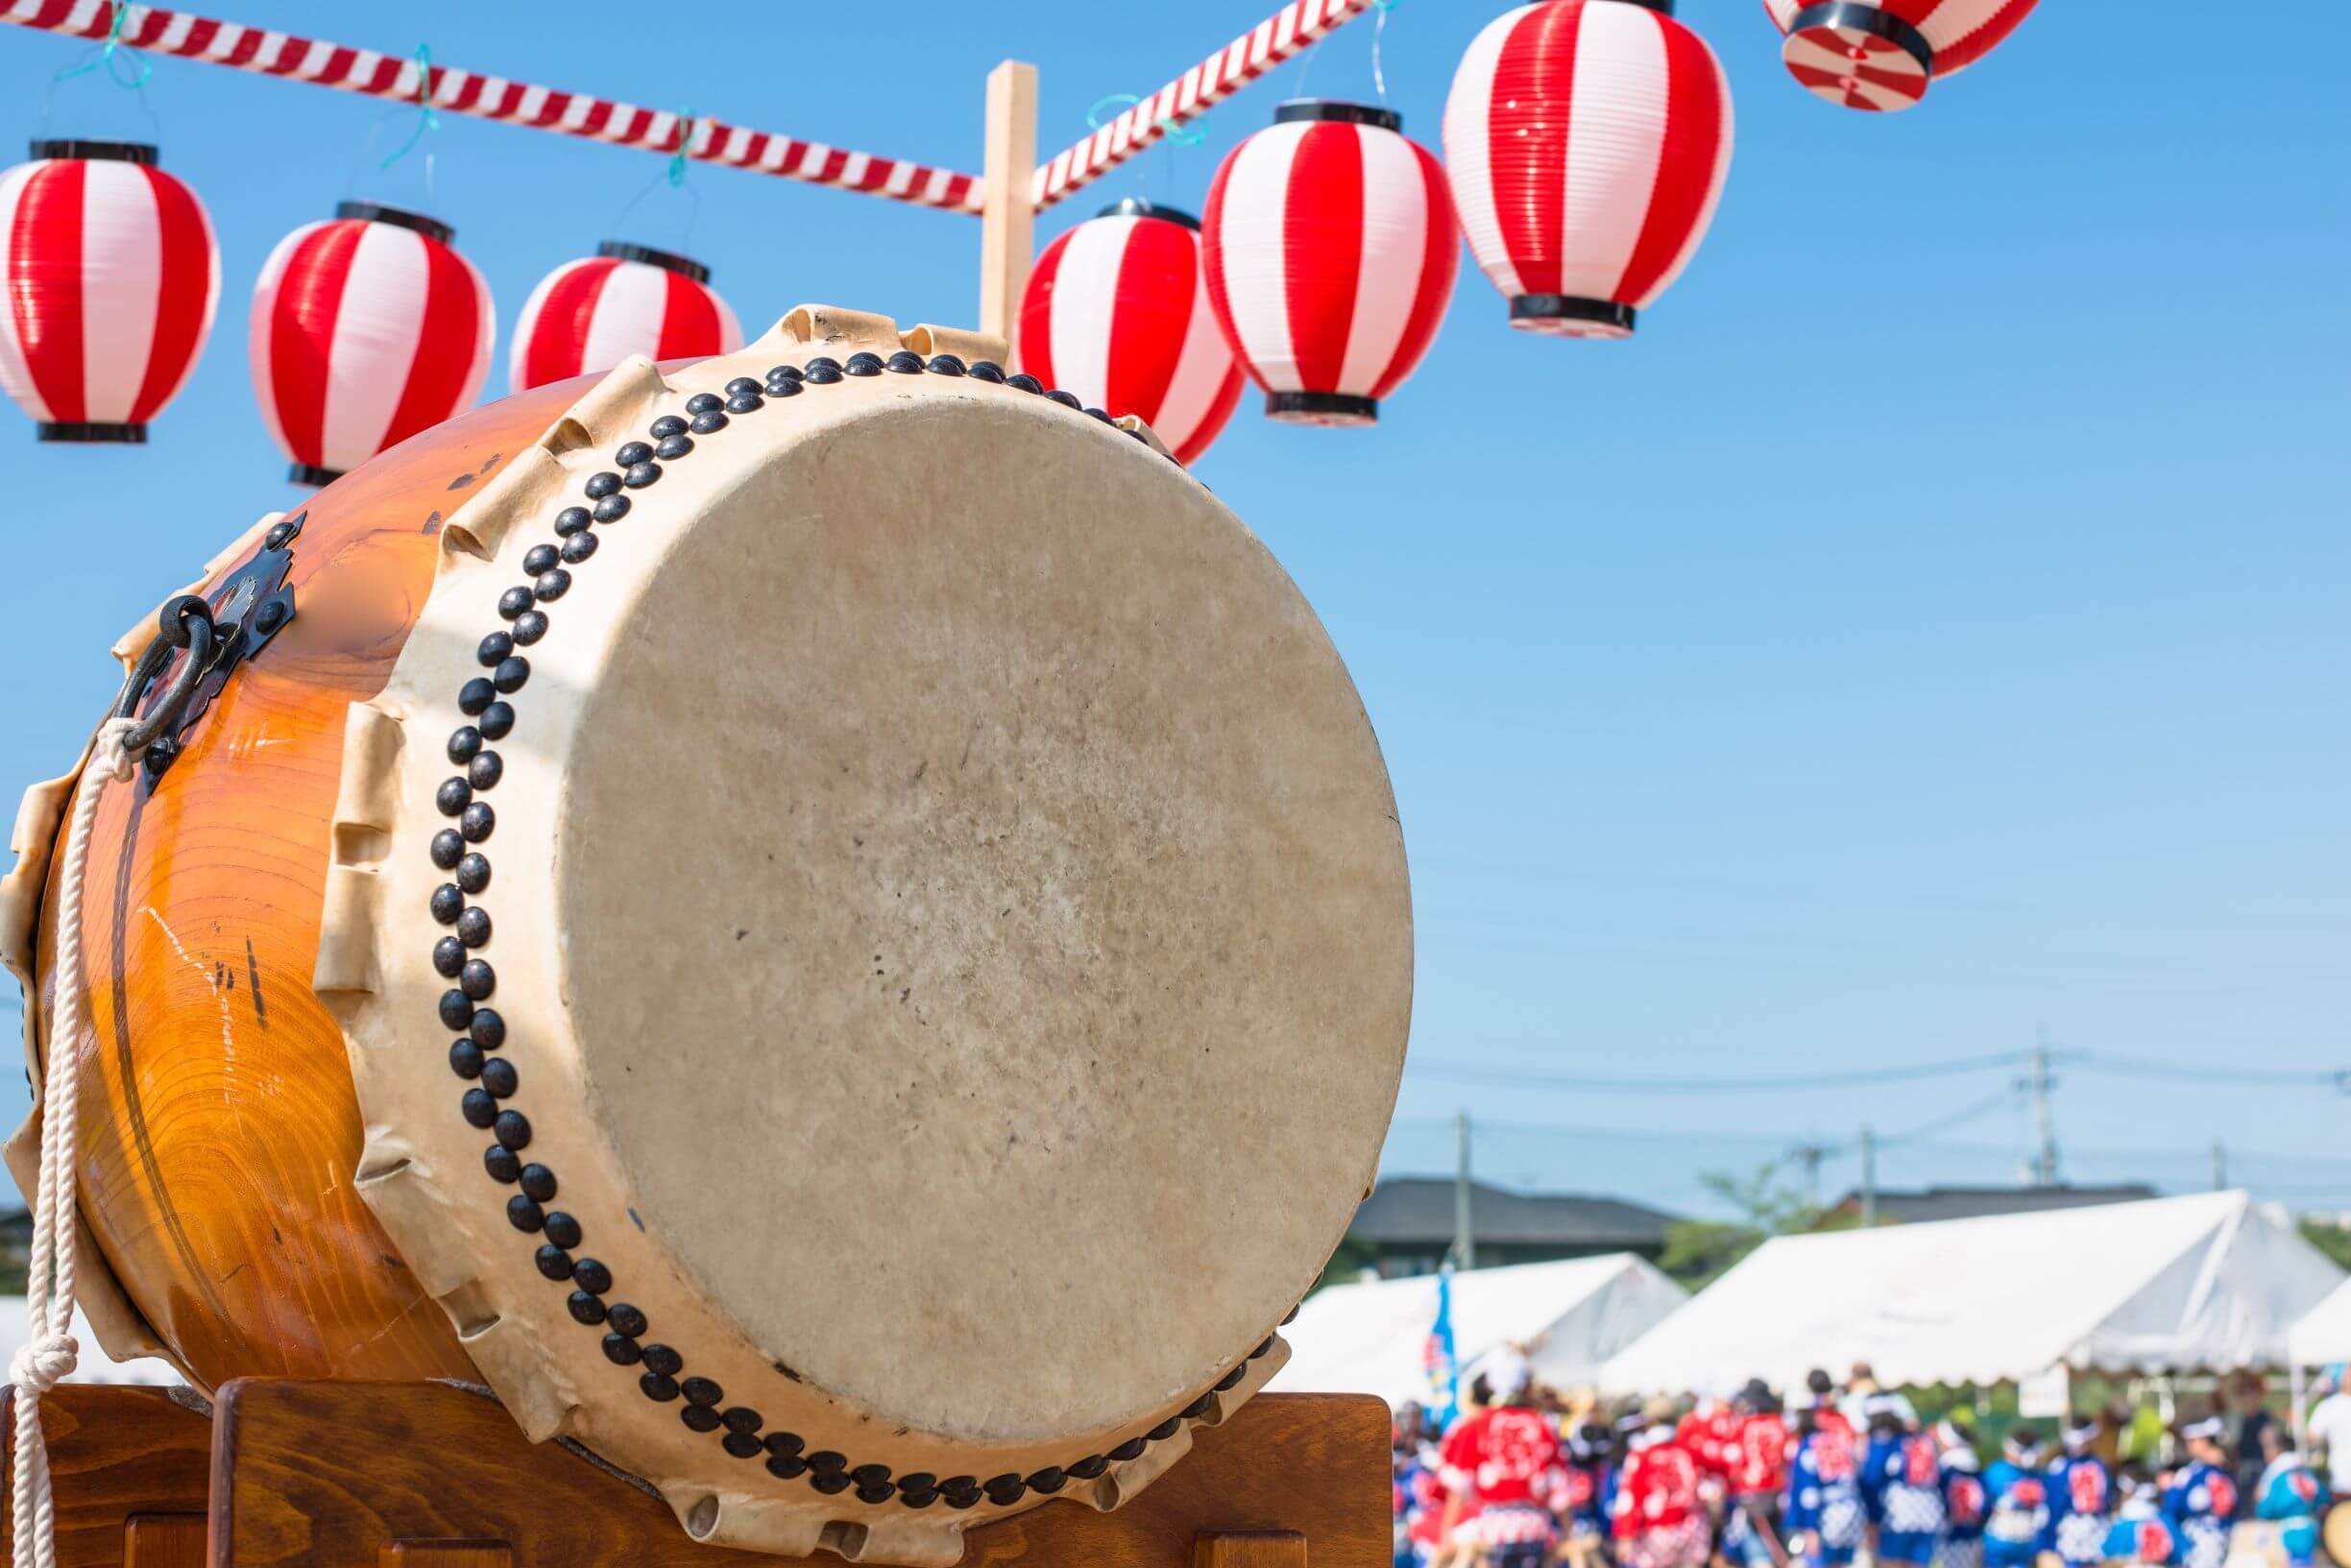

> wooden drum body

[{"left": 0, "top": 307, "right": 1413, "bottom": 1563}]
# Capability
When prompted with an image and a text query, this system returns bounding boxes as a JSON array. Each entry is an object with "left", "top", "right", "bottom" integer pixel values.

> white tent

[
  {"left": 0, "top": 1298, "right": 182, "bottom": 1387},
  {"left": 1601, "top": 1191, "right": 2342, "bottom": 1395},
  {"left": 1268, "top": 1253, "right": 1688, "bottom": 1407},
  {"left": 2289, "top": 1276, "right": 2351, "bottom": 1367}
]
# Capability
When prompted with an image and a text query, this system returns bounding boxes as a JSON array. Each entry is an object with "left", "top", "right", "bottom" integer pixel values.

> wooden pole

[{"left": 980, "top": 60, "right": 1039, "bottom": 354}]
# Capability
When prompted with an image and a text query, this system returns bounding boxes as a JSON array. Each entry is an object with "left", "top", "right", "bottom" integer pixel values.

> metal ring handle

[
  {"left": 110, "top": 596, "right": 208, "bottom": 718},
  {"left": 112, "top": 596, "right": 217, "bottom": 755}
]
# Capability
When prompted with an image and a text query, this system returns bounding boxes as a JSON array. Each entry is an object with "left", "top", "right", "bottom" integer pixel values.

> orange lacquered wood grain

[{"left": 31, "top": 381, "right": 590, "bottom": 1391}]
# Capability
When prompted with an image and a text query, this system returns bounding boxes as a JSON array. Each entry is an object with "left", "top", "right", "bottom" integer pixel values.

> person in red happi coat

[
  {"left": 1615, "top": 1401, "right": 1713, "bottom": 1568},
  {"left": 1440, "top": 1365, "right": 1569, "bottom": 1568}
]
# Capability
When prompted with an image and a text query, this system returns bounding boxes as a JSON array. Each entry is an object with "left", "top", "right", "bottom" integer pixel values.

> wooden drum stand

[{"left": 4, "top": 1383, "right": 1383, "bottom": 1568}]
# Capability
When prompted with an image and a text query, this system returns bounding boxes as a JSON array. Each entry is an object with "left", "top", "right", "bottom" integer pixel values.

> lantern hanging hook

[
  {"left": 41, "top": 0, "right": 161, "bottom": 142},
  {"left": 606, "top": 109, "right": 703, "bottom": 254},
  {"left": 1372, "top": 0, "right": 1398, "bottom": 102},
  {"left": 1084, "top": 94, "right": 1134, "bottom": 127},
  {"left": 54, "top": 2, "right": 153, "bottom": 91},
  {"left": 378, "top": 43, "right": 440, "bottom": 171},
  {"left": 1087, "top": 92, "right": 1203, "bottom": 202},
  {"left": 1085, "top": 93, "right": 1204, "bottom": 149}
]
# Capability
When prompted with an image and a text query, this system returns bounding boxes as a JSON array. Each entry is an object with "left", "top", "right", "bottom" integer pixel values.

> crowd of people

[{"left": 1394, "top": 1362, "right": 2335, "bottom": 1568}]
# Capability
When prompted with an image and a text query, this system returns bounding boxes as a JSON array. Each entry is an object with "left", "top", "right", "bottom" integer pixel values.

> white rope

[{"left": 12, "top": 716, "right": 138, "bottom": 1568}]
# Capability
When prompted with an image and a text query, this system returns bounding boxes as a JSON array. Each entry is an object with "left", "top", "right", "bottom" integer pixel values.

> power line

[
  {"left": 1392, "top": 1035, "right": 2351, "bottom": 1215},
  {"left": 1399, "top": 1088, "right": 2351, "bottom": 1183},
  {"left": 1400, "top": 1045, "right": 2351, "bottom": 1098},
  {"left": 1779, "top": 1091, "right": 2030, "bottom": 1163},
  {"left": 2069, "top": 1145, "right": 2351, "bottom": 1172},
  {"left": 1399, "top": 1089, "right": 2018, "bottom": 1162},
  {"left": 2071, "top": 1050, "right": 2351, "bottom": 1089},
  {"left": 1880, "top": 1088, "right": 2019, "bottom": 1147},
  {"left": 1402, "top": 1049, "right": 2036, "bottom": 1096},
  {"left": 1860, "top": 1136, "right": 2351, "bottom": 1172},
  {"left": 1404, "top": 1116, "right": 1823, "bottom": 1148}
]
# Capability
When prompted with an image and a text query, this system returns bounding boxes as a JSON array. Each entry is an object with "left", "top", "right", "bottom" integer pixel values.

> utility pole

[
  {"left": 2212, "top": 1140, "right": 2227, "bottom": 1192},
  {"left": 1859, "top": 1125, "right": 1878, "bottom": 1228},
  {"left": 1790, "top": 1143, "right": 1828, "bottom": 1211},
  {"left": 2027, "top": 1027, "right": 2060, "bottom": 1187},
  {"left": 1452, "top": 1109, "right": 1476, "bottom": 1272}
]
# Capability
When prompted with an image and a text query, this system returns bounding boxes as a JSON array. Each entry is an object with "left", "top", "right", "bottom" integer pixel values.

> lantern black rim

[
  {"left": 28, "top": 139, "right": 158, "bottom": 166},
  {"left": 1605, "top": 0, "right": 1677, "bottom": 13},
  {"left": 595, "top": 240, "right": 713, "bottom": 283},
  {"left": 1786, "top": 1, "right": 1933, "bottom": 72},
  {"left": 335, "top": 202, "right": 455, "bottom": 246},
  {"left": 1094, "top": 197, "right": 1200, "bottom": 231},
  {"left": 289, "top": 463, "right": 346, "bottom": 488},
  {"left": 1511, "top": 296, "right": 1639, "bottom": 334},
  {"left": 37, "top": 421, "right": 146, "bottom": 444},
  {"left": 1267, "top": 391, "right": 1378, "bottom": 424},
  {"left": 1272, "top": 99, "right": 1402, "bottom": 134}
]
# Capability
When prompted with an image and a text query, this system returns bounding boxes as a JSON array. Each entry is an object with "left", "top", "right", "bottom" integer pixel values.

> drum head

[
  {"left": 321, "top": 308, "right": 1411, "bottom": 1558},
  {"left": 561, "top": 367, "right": 1406, "bottom": 1440},
  {"left": 2323, "top": 1501, "right": 2351, "bottom": 1567}
]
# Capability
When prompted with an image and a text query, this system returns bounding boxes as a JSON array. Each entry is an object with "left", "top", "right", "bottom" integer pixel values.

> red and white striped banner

[
  {"left": 0, "top": 0, "right": 986, "bottom": 211},
  {"left": 1030, "top": 0, "right": 1379, "bottom": 212},
  {"left": 4, "top": 0, "right": 1384, "bottom": 220}
]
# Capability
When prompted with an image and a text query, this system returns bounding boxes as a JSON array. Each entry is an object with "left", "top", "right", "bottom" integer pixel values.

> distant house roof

[
  {"left": 1350, "top": 1178, "right": 1681, "bottom": 1249},
  {"left": 1827, "top": 1184, "right": 2159, "bottom": 1225}
]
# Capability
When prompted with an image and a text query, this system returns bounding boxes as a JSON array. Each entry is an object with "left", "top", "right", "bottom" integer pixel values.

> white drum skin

[{"left": 315, "top": 307, "right": 1412, "bottom": 1564}]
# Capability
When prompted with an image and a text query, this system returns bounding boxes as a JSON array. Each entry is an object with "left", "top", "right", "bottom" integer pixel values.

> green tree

[
  {"left": 1658, "top": 1161, "right": 1828, "bottom": 1291},
  {"left": 2300, "top": 1217, "right": 2351, "bottom": 1272}
]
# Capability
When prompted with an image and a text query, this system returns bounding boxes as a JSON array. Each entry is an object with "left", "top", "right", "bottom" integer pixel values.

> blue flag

[{"left": 1422, "top": 1264, "right": 1459, "bottom": 1430}]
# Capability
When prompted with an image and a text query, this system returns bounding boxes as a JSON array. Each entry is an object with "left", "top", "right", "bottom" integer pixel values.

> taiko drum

[{"left": 0, "top": 305, "right": 1413, "bottom": 1563}]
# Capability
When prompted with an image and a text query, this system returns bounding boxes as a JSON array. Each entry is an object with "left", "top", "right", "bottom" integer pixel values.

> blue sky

[{"left": 1, "top": 3, "right": 2344, "bottom": 1218}]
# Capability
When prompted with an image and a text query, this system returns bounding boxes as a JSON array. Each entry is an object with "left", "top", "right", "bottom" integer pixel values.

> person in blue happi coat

[
  {"left": 2253, "top": 1422, "right": 2329, "bottom": 1568},
  {"left": 2044, "top": 1420, "right": 2114, "bottom": 1567},
  {"left": 2102, "top": 1466, "right": 2177, "bottom": 1566},
  {"left": 1561, "top": 1418, "right": 1616, "bottom": 1568},
  {"left": 1860, "top": 1405, "right": 1944, "bottom": 1568},
  {"left": 1936, "top": 1422, "right": 1989, "bottom": 1568},
  {"left": 1982, "top": 1428, "right": 2051, "bottom": 1568},
  {"left": 2162, "top": 1417, "right": 2241, "bottom": 1568},
  {"left": 1783, "top": 1405, "right": 1868, "bottom": 1568},
  {"left": 1859, "top": 1403, "right": 1900, "bottom": 1555}
]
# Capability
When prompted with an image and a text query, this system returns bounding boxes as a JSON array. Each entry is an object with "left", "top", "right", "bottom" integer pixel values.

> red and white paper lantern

[
  {"left": 510, "top": 241, "right": 741, "bottom": 393},
  {"left": 1443, "top": 0, "right": 1733, "bottom": 340},
  {"left": 251, "top": 202, "right": 493, "bottom": 486},
  {"left": 1763, "top": 0, "right": 2038, "bottom": 111},
  {"left": 1018, "top": 199, "right": 1243, "bottom": 465},
  {"left": 0, "top": 139, "right": 220, "bottom": 443},
  {"left": 1201, "top": 102, "right": 1458, "bottom": 428}
]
